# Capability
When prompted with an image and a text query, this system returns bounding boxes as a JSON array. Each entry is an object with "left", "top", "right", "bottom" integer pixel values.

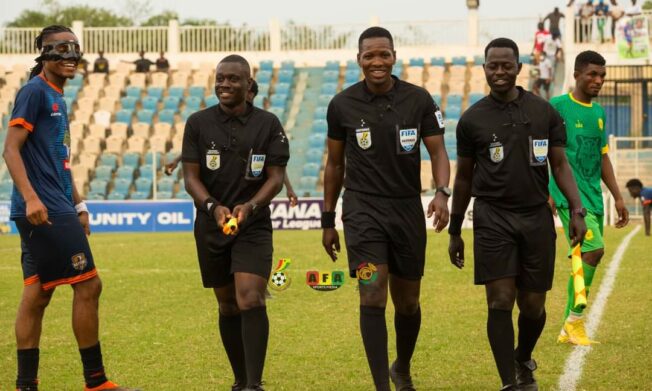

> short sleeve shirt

[
  {"left": 456, "top": 87, "right": 566, "bottom": 210},
  {"left": 548, "top": 93, "right": 608, "bottom": 214},
  {"left": 93, "top": 58, "right": 109, "bottom": 73},
  {"left": 181, "top": 103, "right": 289, "bottom": 209},
  {"left": 327, "top": 76, "right": 445, "bottom": 198},
  {"left": 9, "top": 75, "right": 75, "bottom": 219},
  {"left": 640, "top": 187, "right": 652, "bottom": 206},
  {"left": 135, "top": 59, "right": 154, "bottom": 73}
]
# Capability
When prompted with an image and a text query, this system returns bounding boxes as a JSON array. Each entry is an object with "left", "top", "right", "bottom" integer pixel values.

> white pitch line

[{"left": 557, "top": 225, "right": 641, "bottom": 391}]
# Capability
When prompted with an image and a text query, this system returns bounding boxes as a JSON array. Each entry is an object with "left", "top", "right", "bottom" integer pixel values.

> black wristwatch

[
  {"left": 247, "top": 201, "right": 259, "bottom": 215},
  {"left": 572, "top": 207, "right": 587, "bottom": 218},
  {"left": 436, "top": 186, "right": 452, "bottom": 197}
]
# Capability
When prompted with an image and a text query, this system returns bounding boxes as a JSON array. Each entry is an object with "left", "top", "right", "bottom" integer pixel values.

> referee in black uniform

[
  {"left": 448, "top": 38, "right": 586, "bottom": 391},
  {"left": 182, "top": 55, "right": 289, "bottom": 391},
  {"left": 322, "top": 27, "right": 450, "bottom": 391}
]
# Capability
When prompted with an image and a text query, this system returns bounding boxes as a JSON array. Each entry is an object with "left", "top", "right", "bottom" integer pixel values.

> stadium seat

[
  {"left": 188, "top": 86, "right": 205, "bottom": 98},
  {"left": 155, "top": 190, "right": 173, "bottom": 199},
  {"left": 445, "top": 105, "right": 462, "bottom": 119},
  {"left": 299, "top": 176, "right": 319, "bottom": 189},
  {"left": 64, "top": 86, "right": 80, "bottom": 101},
  {"left": 82, "top": 136, "right": 103, "bottom": 155},
  {"left": 86, "top": 192, "right": 106, "bottom": 200},
  {"left": 0, "top": 179, "right": 14, "bottom": 193},
  {"left": 275, "top": 83, "right": 291, "bottom": 95},
  {"left": 135, "top": 177, "right": 153, "bottom": 193},
  {"left": 344, "top": 69, "right": 360, "bottom": 83},
  {"left": 116, "top": 166, "right": 136, "bottom": 180},
  {"left": 144, "top": 151, "right": 163, "bottom": 167},
  {"left": 94, "top": 165, "right": 113, "bottom": 181},
  {"left": 345, "top": 60, "right": 357, "bottom": 70},
  {"left": 139, "top": 164, "right": 154, "bottom": 177},
  {"left": 109, "top": 123, "right": 129, "bottom": 138},
  {"left": 452, "top": 56, "right": 467, "bottom": 66},
  {"left": 174, "top": 189, "right": 193, "bottom": 199},
  {"left": 181, "top": 108, "right": 195, "bottom": 121},
  {"left": 302, "top": 163, "right": 320, "bottom": 177},
  {"left": 150, "top": 72, "right": 168, "bottom": 87},
  {"left": 409, "top": 57, "right": 425, "bottom": 67},
  {"left": 323, "top": 70, "right": 339, "bottom": 83},
  {"left": 257, "top": 83, "right": 270, "bottom": 96},
  {"left": 89, "top": 179, "right": 108, "bottom": 194},
  {"left": 313, "top": 107, "right": 327, "bottom": 120},
  {"left": 256, "top": 70, "right": 272, "bottom": 84},
  {"left": 259, "top": 60, "right": 274, "bottom": 71},
  {"left": 163, "top": 96, "right": 181, "bottom": 112},
  {"left": 88, "top": 73, "right": 106, "bottom": 87},
  {"left": 141, "top": 97, "right": 159, "bottom": 111},
  {"left": 132, "top": 122, "right": 151, "bottom": 138},
  {"left": 267, "top": 107, "right": 285, "bottom": 122},
  {"left": 112, "top": 178, "right": 131, "bottom": 194},
  {"left": 431, "top": 57, "right": 446, "bottom": 66},
  {"left": 320, "top": 83, "right": 337, "bottom": 95},
  {"left": 99, "top": 153, "right": 118, "bottom": 169},
  {"left": 312, "top": 119, "right": 327, "bottom": 134},
  {"left": 469, "top": 93, "right": 484, "bottom": 105},
  {"left": 107, "top": 191, "right": 127, "bottom": 200},
  {"left": 130, "top": 190, "right": 150, "bottom": 200},
  {"left": 125, "top": 86, "right": 142, "bottom": 98},
  {"left": 204, "top": 95, "right": 218, "bottom": 107},
  {"left": 158, "top": 109, "right": 176, "bottom": 125},
  {"left": 168, "top": 86, "right": 185, "bottom": 99},
  {"left": 157, "top": 177, "right": 175, "bottom": 192},
  {"left": 184, "top": 96, "right": 202, "bottom": 111},
  {"left": 122, "top": 152, "right": 141, "bottom": 168},
  {"left": 308, "top": 133, "right": 326, "bottom": 148},
  {"left": 253, "top": 96, "right": 265, "bottom": 108},
  {"left": 305, "top": 148, "right": 323, "bottom": 164},
  {"left": 280, "top": 60, "right": 295, "bottom": 70},
  {"left": 150, "top": 135, "right": 168, "bottom": 153},
  {"left": 115, "top": 110, "right": 133, "bottom": 125},
  {"left": 153, "top": 122, "right": 173, "bottom": 138},
  {"left": 136, "top": 110, "right": 155, "bottom": 125},
  {"left": 105, "top": 135, "right": 125, "bottom": 154},
  {"left": 68, "top": 73, "right": 84, "bottom": 87},
  {"left": 447, "top": 94, "right": 463, "bottom": 107},
  {"left": 317, "top": 94, "right": 333, "bottom": 106},
  {"left": 278, "top": 70, "right": 294, "bottom": 84},
  {"left": 325, "top": 60, "right": 340, "bottom": 71},
  {"left": 93, "top": 110, "right": 112, "bottom": 128},
  {"left": 270, "top": 94, "right": 288, "bottom": 108},
  {"left": 147, "top": 86, "right": 164, "bottom": 100}
]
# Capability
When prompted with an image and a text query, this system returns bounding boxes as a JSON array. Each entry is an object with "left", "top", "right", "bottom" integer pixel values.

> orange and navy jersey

[
  {"left": 9, "top": 74, "right": 74, "bottom": 219},
  {"left": 641, "top": 187, "right": 652, "bottom": 206}
]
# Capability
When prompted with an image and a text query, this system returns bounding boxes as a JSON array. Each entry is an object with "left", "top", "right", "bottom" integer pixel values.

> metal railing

[
  {"left": 83, "top": 26, "right": 168, "bottom": 54},
  {"left": 478, "top": 17, "right": 539, "bottom": 45},
  {"left": 572, "top": 10, "right": 652, "bottom": 44},
  {"left": 180, "top": 25, "right": 270, "bottom": 52},
  {"left": 0, "top": 27, "right": 41, "bottom": 54},
  {"left": 280, "top": 22, "right": 365, "bottom": 51},
  {"left": 385, "top": 20, "right": 468, "bottom": 46},
  {"left": 608, "top": 135, "right": 652, "bottom": 224}
]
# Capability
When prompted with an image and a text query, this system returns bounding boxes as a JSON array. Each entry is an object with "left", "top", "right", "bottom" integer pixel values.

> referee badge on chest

[
  {"left": 206, "top": 149, "right": 220, "bottom": 171},
  {"left": 356, "top": 128, "right": 372, "bottom": 150}
]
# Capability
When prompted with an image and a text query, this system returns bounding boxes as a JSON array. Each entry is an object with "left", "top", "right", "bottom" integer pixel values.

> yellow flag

[{"left": 571, "top": 244, "right": 587, "bottom": 310}]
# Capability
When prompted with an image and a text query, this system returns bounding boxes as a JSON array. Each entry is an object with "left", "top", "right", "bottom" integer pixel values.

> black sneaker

[
  {"left": 242, "top": 383, "right": 265, "bottom": 391},
  {"left": 231, "top": 381, "right": 246, "bottom": 391},
  {"left": 389, "top": 361, "right": 416, "bottom": 391},
  {"left": 499, "top": 385, "right": 518, "bottom": 391},
  {"left": 515, "top": 359, "right": 538, "bottom": 391}
]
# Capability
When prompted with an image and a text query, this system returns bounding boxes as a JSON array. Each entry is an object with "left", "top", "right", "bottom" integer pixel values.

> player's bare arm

[
  {"left": 601, "top": 153, "right": 629, "bottom": 228},
  {"left": 3, "top": 126, "right": 50, "bottom": 225},
  {"left": 71, "top": 174, "right": 90, "bottom": 236},
  {"left": 644, "top": 204, "right": 651, "bottom": 236},
  {"left": 183, "top": 161, "right": 230, "bottom": 228},
  {"left": 322, "top": 138, "right": 345, "bottom": 261},
  {"left": 423, "top": 134, "right": 450, "bottom": 232},
  {"left": 448, "top": 155, "right": 474, "bottom": 269},
  {"left": 549, "top": 146, "right": 587, "bottom": 245},
  {"left": 283, "top": 171, "right": 298, "bottom": 206},
  {"left": 232, "top": 165, "right": 285, "bottom": 225}
]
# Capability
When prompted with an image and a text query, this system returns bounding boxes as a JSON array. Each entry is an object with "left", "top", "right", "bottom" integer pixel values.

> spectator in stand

[
  {"left": 580, "top": 1, "right": 596, "bottom": 42},
  {"left": 544, "top": 7, "right": 565, "bottom": 40},
  {"left": 533, "top": 52, "right": 553, "bottom": 100},
  {"left": 625, "top": 0, "right": 642, "bottom": 15},
  {"left": 122, "top": 50, "right": 154, "bottom": 73},
  {"left": 156, "top": 51, "right": 170, "bottom": 72},
  {"left": 93, "top": 50, "right": 109, "bottom": 73},
  {"left": 595, "top": 0, "right": 610, "bottom": 42},
  {"left": 532, "top": 22, "right": 551, "bottom": 63},
  {"left": 610, "top": 1, "right": 625, "bottom": 42}
]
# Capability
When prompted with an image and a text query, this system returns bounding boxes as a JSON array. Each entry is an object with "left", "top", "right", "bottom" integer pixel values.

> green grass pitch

[{"left": 0, "top": 226, "right": 650, "bottom": 390}]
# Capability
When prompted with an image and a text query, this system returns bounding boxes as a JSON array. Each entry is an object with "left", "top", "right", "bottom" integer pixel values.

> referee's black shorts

[
  {"left": 342, "top": 190, "right": 426, "bottom": 280},
  {"left": 193, "top": 208, "right": 273, "bottom": 288},
  {"left": 473, "top": 199, "right": 557, "bottom": 292}
]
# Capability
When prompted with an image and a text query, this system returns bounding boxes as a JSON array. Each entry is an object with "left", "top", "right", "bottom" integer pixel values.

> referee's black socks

[
  {"left": 79, "top": 342, "right": 108, "bottom": 388},
  {"left": 394, "top": 306, "right": 421, "bottom": 373},
  {"left": 360, "top": 305, "right": 391, "bottom": 391},
  {"left": 219, "top": 312, "right": 247, "bottom": 385},
  {"left": 16, "top": 348, "right": 39, "bottom": 390},
  {"left": 515, "top": 309, "right": 546, "bottom": 363},
  {"left": 241, "top": 306, "right": 269, "bottom": 387},
  {"left": 487, "top": 308, "right": 515, "bottom": 387}
]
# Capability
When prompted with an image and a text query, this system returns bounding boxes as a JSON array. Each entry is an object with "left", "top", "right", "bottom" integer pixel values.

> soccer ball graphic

[{"left": 270, "top": 271, "right": 288, "bottom": 288}]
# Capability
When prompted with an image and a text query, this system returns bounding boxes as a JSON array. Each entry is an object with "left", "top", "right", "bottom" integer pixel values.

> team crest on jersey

[
  {"left": 356, "top": 128, "right": 372, "bottom": 149},
  {"left": 598, "top": 118, "right": 604, "bottom": 131},
  {"left": 71, "top": 253, "right": 87, "bottom": 271},
  {"left": 206, "top": 149, "right": 220, "bottom": 170},
  {"left": 399, "top": 128, "right": 418, "bottom": 152},
  {"left": 489, "top": 142, "right": 504, "bottom": 163},
  {"left": 50, "top": 102, "right": 62, "bottom": 117},
  {"left": 532, "top": 139, "right": 548, "bottom": 163},
  {"left": 435, "top": 110, "right": 445, "bottom": 128},
  {"left": 250, "top": 154, "right": 266, "bottom": 177}
]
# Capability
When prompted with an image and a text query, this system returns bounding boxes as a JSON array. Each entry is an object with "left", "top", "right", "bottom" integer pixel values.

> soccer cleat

[
  {"left": 499, "top": 385, "right": 518, "bottom": 391},
  {"left": 83, "top": 380, "right": 141, "bottom": 391},
  {"left": 231, "top": 381, "right": 246, "bottom": 391},
  {"left": 515, "top": 359, "right": 538, "bottom": 391},
  {"left": 389, "top": 361, "right": 416, "bottom": 391},
  {"left": 242, "top": 384, "right": 265, "bottom": 391},
  {"left": 557, "top": 328, "right": 570, "bottom": 344},
  {"left": 563, "top": 318, "right": 599, "bottom": 346}
]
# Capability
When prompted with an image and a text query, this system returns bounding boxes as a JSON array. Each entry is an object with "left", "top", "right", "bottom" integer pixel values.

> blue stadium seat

[
  {"left": 147, "top": 86, "right": 164, "bottom": 100},
  {"left": 430, "top": 57, "right": 446, "bottom": 66},
  {"left": 99, "top": 153, "right": 118, "bottom": 169},
  {"left": 469, "top": 93, "right": 484, "bottom": 105},
  {"left": 115, "top": 110, "right": 132, "bottom": 124},
  {"left": 253, "top": 96, "right": 265, "bottom": 108},
  {"left": 141, "top": 96, "right": 159, "bottom": 111},
  {"left": 188, "top": 86, "right": 205, "bottom": 98},
  {"left": 409, "top": 57, "right": 425, "bottom": 67},
  {"left": 259, "top": 60, "right": 274, "bottom": 71},
  {"left": 320, "top": 83, "right": 338, "bottom": 95},
  {"left": 256, "top": 70, "right": 272, "bottom": 84},
  {"left": 87, "top": 192, "right": 106, "bottom": 200},
  {"left": 257, "top": 83, "right": 270, "bottom": 96},
  {"left": 305, "top": 146, "right": 324, "bottom": 164},
  {"left": 346, "top": 60, "right": 358, "bottom": 70},
  {"left": 473, "top": 55, "right": 484, "bottom": 65},
  {"left": 447, "top": 94, "right": 463, "bottom": 106},
  {"left": 94, "top": 165, "right": 113, "bottom": 181},
  {"left": 308, "top": 133, "right": 326, "bottom": 148},
  {"left": 135, "top": 177, "right": 153, "bottom": 193},
  {"left": 278, "top": 70, "right": 294, "bottom": 84},
  {"left": 323, "top": 70, "right": 339, "bottom": 83},
  {"left": 136, "top": 109, "right": 154, "bottom": 125},
  {"left": 344, "top": 69, "right": 360, "bottom": 83},
  {"left": 325, "top": 60, "right": 340, "bottom": 71},
  {"left": 156, "top": 190, "right": 173, "bottom": 199},
  {"left": 204, "top": 95, "right": 218, "bottom": 107},
  {"left": 144, "top": 151, "right": 163, "bottom": 166},
  {"left": 174, "top": 189, "right": 193, "bottom": 199},
  {"left": 280, "top": 60, "right": 295, "bottom": 70},
  {"left": 0, "top": 179, "right": 14, "bottom": 193},
  {"left": 275, "top": 83, "right": 291, "bottom": 95},
  {"left": 130, "top": 191, "right": 150, "bottom": 200},
  {"left": 268, "top": 107, "right": 285, "bottom": 122},
  {"left": 393, "top": 63, "right": 404, "bottom": 77},
  {"left": 89, "top": 179, "right": 108, "bottom": 194},
  {"left": 452, "top": 56, "right": 467, "bottom": 66},
  {"left": 163, "top": 96, "right": 181, "bottom": 112},
  {"left": 313, "top": 107, "right": 327, "bottom": 120},
  {"left": 139, "top": 164, "right": 154, "bottom": 177},
  {"left": 312, "top": 119, "right": 327, "bottom": 134},
  {"left": 0, "top": 191, "right": 12, "bottom": 201},
  {"left": 157, "top": 177, "right": 175, "bottom": 192},
  {"left": 158, "top": 109, "right": 175, "bottom": 125},
  {"left": 318, "top": 94, "right": 333, "bottom": 106},
  {"left": 302, "top": 163, "right": 320, "bottom": 177},
  {"left": 181, "top": 108, "right": 195, "bottom": 121},
  {"left": 299, "top": 176, "right": 319, "bottom": 189},
  {"left": 184, "top": 96, "right": 202, "bottom": 111},
  {"left": 116, "top": 166, "right": 136, "bottom": 180},
  {"left": 63, "top": 97, "right": 74, "bottom": 113},
  {"left": 107, "top": 191, "right": 127, "bottom": 200},
  {"left": 122, "top": 152, "right": 141, "bottom": 168},
  {"left": 120, "top": 97, "right": 138, "bottom": 111},
  {"left": 519, "top": 55, "right": 532, "bottom": 64},
  {"left": 445, "top": 105, "right": 462, "bottom": 119},
  {"left": 432, "top": 94, "right": 442, "bottom": 105},
  {"left": 68, "top": 73, "right": 84, "bottom": 87},
  {"left": 112, "top": 178, "right": 132, "bottom": 194},
  {"left": 168, "top": 86, "right": 185, "bottom": 98},
  {"left": 342, "top": 82, "right": 356, "bottom": 90},
  {"left": 64, "top": 86, "right": 80, "bottom": 101},
  {"left": 125, "top": 86, "right": 142, "bottom": 98},
  {"left": 270, "top": 94, "right": 288, "bottom": 108}
]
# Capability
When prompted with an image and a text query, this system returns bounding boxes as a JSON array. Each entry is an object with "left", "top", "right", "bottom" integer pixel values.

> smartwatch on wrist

[
  {"left": 436, "top": 186, "right": 452, "bottom": 197},
  {"left": 572, "top": 207, "right": 587, "bottom": 218}
]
